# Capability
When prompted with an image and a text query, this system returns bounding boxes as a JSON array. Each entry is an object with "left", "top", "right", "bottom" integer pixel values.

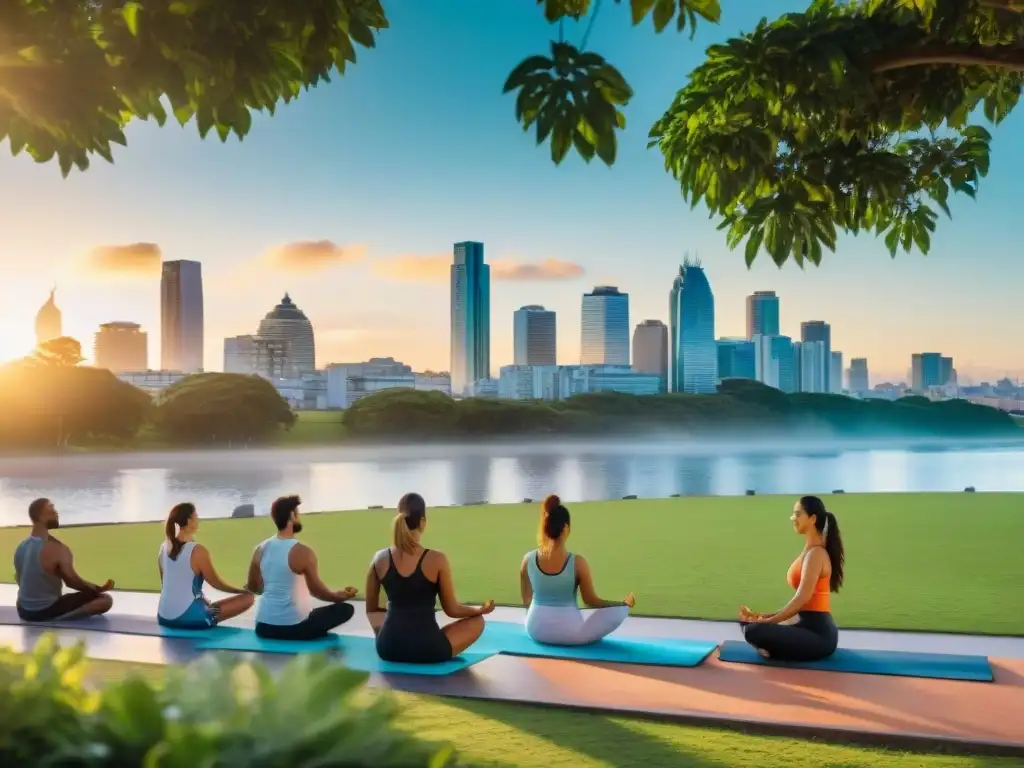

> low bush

[{"left": 0, "top": 635, "right": 458, "bottom": 767}]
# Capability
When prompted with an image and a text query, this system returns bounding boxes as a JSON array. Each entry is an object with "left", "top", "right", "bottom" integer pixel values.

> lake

[{"left": 0, "top": 438, "right": 1021, "bottom": 527}]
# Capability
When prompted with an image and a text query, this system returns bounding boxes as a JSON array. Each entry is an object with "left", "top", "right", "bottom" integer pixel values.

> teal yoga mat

[
  {"left": 475, "top": 621, "right": 718, "bottom": 667},
  {"left": 718, "top": 641, "right": 994, "bottom": 682},
  {"left": 0, "top": 606, "right": 243, "bottom": 640},
  {"left": 194, "top": 631, "right": 494, "bottom": 676}
]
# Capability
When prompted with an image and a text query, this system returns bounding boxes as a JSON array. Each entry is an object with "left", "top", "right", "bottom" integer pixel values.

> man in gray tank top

[{"left": 13, "top": 498, "right": 115, "bottom": 622}]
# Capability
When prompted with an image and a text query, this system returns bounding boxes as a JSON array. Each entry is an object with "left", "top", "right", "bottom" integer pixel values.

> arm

[
  {"left": 519, "top": 556, "right": 533, "bottom": 608},
  {"left": 576, "top": 556, "right": 627, "bottom": 609},
  {"left": 294, "top": 546, "right": 354, "bottom": 603},
  {"left": 757, "top": 549, "right": 827, "bottom": 625},
  {"left": 54, "top": 543, "right": 107, "bottom": 594},
  {"left": 193, "top": 545, "right": 245, "bottom": 594},
  {"left": 364, "top": 553, "right": 386, "bottom": 615},
  {"left": 157, "top": 548, "right": 163, "bottom": 583},
  {"left": 245, "top": 544, "right": 264, "bottom": 595},
  {"left": 437, "top": 553, "right": 491, "bottom": 619}
]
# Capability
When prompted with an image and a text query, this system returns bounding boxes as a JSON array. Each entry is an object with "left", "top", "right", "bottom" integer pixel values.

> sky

[{"left": 1, "top": 0, "right": 1022, "bottom": 385}]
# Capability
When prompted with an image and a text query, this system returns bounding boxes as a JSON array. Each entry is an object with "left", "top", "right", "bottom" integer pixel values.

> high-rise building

[
  {"left": 800, "top": 340, "right": 827, "bottom": 393},
  {"left": 35, "top": 288, "right": 62, "bottom": 347},
  {"left": 745, "top": 291, "right": 780, "bottom": 338},
  {"left": 256, "top": 293, "right": 316, "bottom": 377},
  {"left": 513, "top": 305, "right": 556, "bottom": 366},
  {"left": 252, "top": 338, "right": 291, "bottom": 378},
  {"left": 581, "top": 286, "right": 629, "bottom": 366},
  {"left": 632, "top": 320, "right": 669, "bottom": 391},
  {"left": 450, "top": 241, "right": 490, "bottom": 395},
  {"left": 669, "top": 261, "right": 716, "bottom": 393},
  {"left": 830, "top": 351, "right": 843, "bottom": 394},
  {"left": 753, "top": 334, "right": 797, "bottom": 393},
  {"left": 911, "top": 352, "right": 954, "bottom": 391},
  {"left": 223, "top": 335, "right": 257, "bottom": 374},
  {"left": 161, "top": 260, "right": 204, "bottom": 373},
  {"left": 716, "top": 338, "right": 756, "bottom": 381},
  {"left": 94, "top": 322, "right": 148, "bottom": 373},
  {"left": 800, "top": 321, "right": 832, "bottom": 391},
  {"left": 848, "top": 357, "right": 869, "bottom": 392}
]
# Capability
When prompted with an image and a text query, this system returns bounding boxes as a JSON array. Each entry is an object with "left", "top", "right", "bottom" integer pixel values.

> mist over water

[{"left": 0, "top": 434, "right": 1021, "bottom": 527}]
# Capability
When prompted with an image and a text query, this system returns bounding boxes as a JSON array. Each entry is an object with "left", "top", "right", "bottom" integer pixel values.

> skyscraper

[
  {"left": 745, "top": 291, "right": 780, "bottom": 338},
  {"left": 513, "top": 305, "right": 556, "bottom": 366},
  {"left": 911, "top": 352, "right": 953, "bottom": 391},
  {"left": 94, "top": 322, "right": 148, "bottom": 373},
  {"left": 754, "top": 334, "right": 797, "bottom": 393},
  {"left": 716, "top": 338, "right": 756, "bottom": 381},
  {"left": 830, "top": 351, "right": 843, "bottom": 394},
  {"left": 256, "top": 293, "right": 316, "bottom": 377},
  {"left": 580, "top": 286, "right": 629, "bottom": 365},
  {"left": 632, "top": 320, "right": 669, "bottom": 391},
  {"left": 161, "top": 260, "right": 204, "bottom": 373},
  {"left": 669, "top": 261, "right": 716, "bottom": 393},
  {"left": 848, "top": 358, "right": 869, "bottom": 392},
  {"left": 800, "top": 320, "right": 832, "bottom": 391},
  {"left": 35, "top": 288, "right": 62, "bottom": 347},
  {"left": 450, "top": 241, "right": 490, "bottom": 395},
  {"left": 800, "top": 340, "right": 827, "bottom": 393}
]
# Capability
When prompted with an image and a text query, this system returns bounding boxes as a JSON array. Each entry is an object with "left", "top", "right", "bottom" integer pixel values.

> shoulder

[
  {"left": 191, "top": 542, "right": 208, "bottom": 558},
  {"left": 804, "top": 547, "right": 829, "bottom": 568},
  {"left": 426, "top": 549, "right": 449, "bottom": 568},
  {"left": 371, "top": 547, "right": 390, "bottom": 565},
  {"left": 573, "top": 553, "right": 588, "bottom": 568}
]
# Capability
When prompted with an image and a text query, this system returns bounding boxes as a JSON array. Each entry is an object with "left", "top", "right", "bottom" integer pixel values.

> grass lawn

[
  {"left": 79, "top": 658, "right": 1019, "bottom": 768},
  {"left": 2, "top": 493, "right": 1021, "bottom": 635}
]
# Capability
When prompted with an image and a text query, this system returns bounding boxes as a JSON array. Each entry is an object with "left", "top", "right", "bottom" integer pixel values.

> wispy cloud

[
  {"left": 372, "top": 253, "right": 585, "bottom": 283},
  {"left": 77, "top": 242, "right": 162, "bottom": 278},
  {"left": 263, "top": 240, "right": 367, "bottom": 272}
]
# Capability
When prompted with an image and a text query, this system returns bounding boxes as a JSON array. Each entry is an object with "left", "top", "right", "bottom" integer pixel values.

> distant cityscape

[{"left": 28, "top": 245, "right": 1023, "bottom": 414}]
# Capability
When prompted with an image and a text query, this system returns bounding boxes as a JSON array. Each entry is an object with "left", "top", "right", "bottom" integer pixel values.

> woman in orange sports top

[{"left": 739, "top": 495, "right": 845, "bottom": 662}]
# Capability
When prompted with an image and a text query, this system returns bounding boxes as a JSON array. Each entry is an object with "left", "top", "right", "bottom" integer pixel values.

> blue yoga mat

[
  {"left": 474, "top": 621, "right": 718, "bottom": 667},
  {"left": 194, "top": 631, "right": 494, "bottom": 676},
  {"left": 0, "top": 606, "right": 242, "bottom": 640},
  {"left": 718, "top": 640, "right": 994, "bottom": 682}
]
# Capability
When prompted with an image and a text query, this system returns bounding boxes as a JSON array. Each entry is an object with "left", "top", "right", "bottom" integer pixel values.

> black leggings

[
  {"left": 255, "top": 603, "right": 355, "bottom": 641},
  {"left": 742, "top": 610, "right": 839, "bottom": 662}
]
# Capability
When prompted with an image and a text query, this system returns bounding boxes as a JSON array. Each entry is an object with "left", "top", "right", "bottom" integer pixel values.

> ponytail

[
  {"left": 393, "top": 492, "right": 426, "bottom": 554},
  {"left": 823, "top": 511, "right": 845, "bottom": 592},
  {"left": 538, "top": 495, "right": 570, "bottom": 551},
  {"left": 164, "top": 502, "right": 195, "bottom": 561}
]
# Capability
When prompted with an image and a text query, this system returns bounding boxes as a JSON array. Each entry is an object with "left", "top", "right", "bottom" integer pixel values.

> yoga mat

[
  {"left": 194, "top": 631, "right": 494, "bottom": 676},
  {"left": 474, "top": 621, "right": 718, "bottom": 667},
  {"left": 718, "top": 640, "right": 994, "bottom": 682},
  {"left": 0, "top": 605, "right": 242, "bottom": 640}
]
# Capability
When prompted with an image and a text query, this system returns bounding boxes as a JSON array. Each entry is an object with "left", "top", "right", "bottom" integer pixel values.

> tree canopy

[
  {"left": 30, "top": 336, "right": 84, "bottom": 367},
  {"left": 3, "top": 0, "right": 1021, "bottom": 265}
]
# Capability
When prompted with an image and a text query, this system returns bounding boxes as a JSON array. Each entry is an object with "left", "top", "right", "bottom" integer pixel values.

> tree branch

[
  {"left": 979, "top": 0, "right": 1024, "bottom": 12},
  {"left": 872, "top": 45, "right": 1024, "bottom": 73}
]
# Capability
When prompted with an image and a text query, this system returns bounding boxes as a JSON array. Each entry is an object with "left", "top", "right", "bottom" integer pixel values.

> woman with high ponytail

[
  {"left": 739, "top": 495, "right": 845, "bottom": 662},
  {"left": 157, "top": 502, "right": 254, "bottom": 629},
  {"left": 365, "top": 492, "right": 495, "bottom": 664},
  {"left": 519, "top": 495, "right": 636, "bottom": 646}
]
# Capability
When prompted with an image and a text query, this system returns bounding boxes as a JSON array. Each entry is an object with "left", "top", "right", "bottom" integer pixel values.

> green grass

[
  {"left": 3, "top": 493, "right": 1022, "bottom": 635},
  {"left": 278, "top": 410, "right": 345, "bottom": 444},
  {"left": 80, "top": 659, "right": 1020, "bottom": 768}
]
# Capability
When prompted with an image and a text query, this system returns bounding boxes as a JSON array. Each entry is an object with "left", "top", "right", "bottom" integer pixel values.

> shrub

[{"left": 0, "top": 635, "right": 458, "bottom": 767}]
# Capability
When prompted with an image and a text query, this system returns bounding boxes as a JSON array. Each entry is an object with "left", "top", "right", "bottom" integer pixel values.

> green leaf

[
  {"left": 122, "top": 2, "right": 142, "bottom": 35},
  {"left": 630, "top": 0, "right": 658, "bottom": 25}
]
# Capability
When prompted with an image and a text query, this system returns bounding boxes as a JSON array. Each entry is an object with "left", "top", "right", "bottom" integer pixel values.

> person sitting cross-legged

[{"left": 14, "top": 498, "right": 114, "bottom": 622}]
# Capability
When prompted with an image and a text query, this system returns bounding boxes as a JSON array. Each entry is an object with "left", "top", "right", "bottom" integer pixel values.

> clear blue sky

[{"left": 1, "top": 0, "right": 1021, "bottom": 383}]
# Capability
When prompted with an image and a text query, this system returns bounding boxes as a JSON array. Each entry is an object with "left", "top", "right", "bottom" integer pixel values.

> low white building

[
  {"left": 325, "top": 360, "right": 452, "bottom": 409},
  {"left": 496, "top": 364, "right": 663, "bottom": 401},
  {"left": 118, "top": 370, "right": 187, "bottom": 393}
]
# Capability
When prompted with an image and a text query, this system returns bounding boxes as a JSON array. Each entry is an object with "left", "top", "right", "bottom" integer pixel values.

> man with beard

[
  {"left": 14, "top": 498, "right": 115, "bottom": 621},
  {"left": 246, "top": 494, "right": 358, "bottom": 641}
]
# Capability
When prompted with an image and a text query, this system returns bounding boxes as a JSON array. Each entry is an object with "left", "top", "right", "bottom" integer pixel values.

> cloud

[
  {"left": 372, "top": 254, "right": 585, "bottom": 283},
  {"left": 81, "top": 243, "right": 162, "bottom": 277},
  {"left": 263, "top": 240, "right": 367, "bottom": 272}
]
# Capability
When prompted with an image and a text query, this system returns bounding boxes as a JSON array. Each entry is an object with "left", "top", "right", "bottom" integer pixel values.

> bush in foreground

[{"left": 0, "top": 635, "right": 456, "bottom": 767}]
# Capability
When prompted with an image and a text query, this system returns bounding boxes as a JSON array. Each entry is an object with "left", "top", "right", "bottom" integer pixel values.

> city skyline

[{"left": 1, "top": 0, "right": 1021, "bottom": 383}]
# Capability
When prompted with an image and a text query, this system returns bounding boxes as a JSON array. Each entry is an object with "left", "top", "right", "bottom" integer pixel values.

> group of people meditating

[{"left": 12, "top": 492, "right": 845, "bottom": 664}]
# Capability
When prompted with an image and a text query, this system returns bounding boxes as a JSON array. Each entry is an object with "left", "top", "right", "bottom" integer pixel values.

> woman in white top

[
  {"left": 520, "top": 495, "right": 635, "bottom": 646},
  {"left": 157, "top": 502, "right": 254, "bottom": 629}
]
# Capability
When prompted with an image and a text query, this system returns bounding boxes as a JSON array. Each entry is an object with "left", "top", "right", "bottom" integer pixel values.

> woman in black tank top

[{"left": 365, "top": 493, "right": 495, "bottom": 663}]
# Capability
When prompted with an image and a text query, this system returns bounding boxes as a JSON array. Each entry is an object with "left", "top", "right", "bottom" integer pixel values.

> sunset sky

[{"left": 1, "top": 0, "right": 1021, "bottom": 384}]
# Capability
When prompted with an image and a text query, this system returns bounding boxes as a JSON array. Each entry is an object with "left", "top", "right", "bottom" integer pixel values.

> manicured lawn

[
  {"left": 279, "top": 410, "right": 345, "bottom": 444},
  {"left": 2, "top": 493, "right": 1022, "bottom": 635},
  {"left": 81, "top": 658, "right": 1019, "bottom": 768}
]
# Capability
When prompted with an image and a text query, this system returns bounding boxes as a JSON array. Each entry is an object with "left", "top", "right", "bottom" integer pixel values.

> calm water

[{"left": 0, "top": 440, "right": 1021, "bottom": 527}]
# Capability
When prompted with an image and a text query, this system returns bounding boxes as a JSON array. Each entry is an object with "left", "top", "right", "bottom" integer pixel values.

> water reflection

[{"left": 450, "top": 455, "right": 492, "bottom": 506}]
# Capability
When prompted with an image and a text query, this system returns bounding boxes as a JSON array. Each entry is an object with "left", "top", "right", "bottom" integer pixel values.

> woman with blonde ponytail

[
  {"left": 365, "top": 492, "right": 495, "bottom": 663},
  {"left": 519, "top": 495, "right": 635, "bottom": 646}
]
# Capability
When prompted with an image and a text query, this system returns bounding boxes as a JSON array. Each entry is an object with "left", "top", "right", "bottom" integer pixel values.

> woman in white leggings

[{"left": 519, "top": 495, "right": 636, "bottom": 646}]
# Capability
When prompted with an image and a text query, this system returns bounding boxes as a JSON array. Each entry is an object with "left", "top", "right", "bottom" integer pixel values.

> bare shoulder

[
  {"left": 426, "top": 549, "right": 449, "bottom": 567},
  {"left": 806, "top": 547, "right": 829, "bottom": 568},
  {"left": 574, "top": 553, "right": 590, "bottom": 569}
]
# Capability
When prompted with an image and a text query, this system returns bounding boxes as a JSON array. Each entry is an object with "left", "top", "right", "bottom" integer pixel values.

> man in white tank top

[{"left": 246, "top": 495, "right": 358, "bottom": 641}]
